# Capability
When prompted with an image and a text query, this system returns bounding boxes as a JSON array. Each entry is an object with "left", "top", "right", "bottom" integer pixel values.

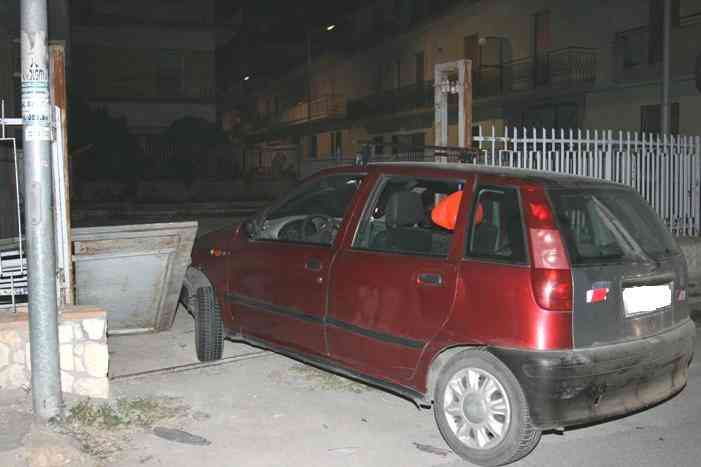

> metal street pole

[
  {"left": 662, "top": 0, "right": 671, "bottom": 134},
  {"left": 306, "top": 29, "right": 312, "bottom": 161},
  {"left": 21, "top": 0, "right": 63, "bottom": 418}
]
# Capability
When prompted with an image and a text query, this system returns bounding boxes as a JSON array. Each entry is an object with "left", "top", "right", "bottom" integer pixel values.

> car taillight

[
  {"left": 523, "top": 188, "right": 573, "bottom": 311},
  {"left": 532, "top": 268, "right": 572, "bottom": 311},
  {"left": 677, "top": 288, "right": 687, "bottom": 302}
]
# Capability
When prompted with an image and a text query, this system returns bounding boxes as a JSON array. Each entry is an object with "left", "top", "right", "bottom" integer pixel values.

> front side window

[
  {"left": 467, "top": 186, "right": 527, "bottom": 263},
  {"left": 353, "top": 176, "right": 463, "bottom": 257},
  {"left": 257, "top": 174, "right": 364, "bottom": 246}
]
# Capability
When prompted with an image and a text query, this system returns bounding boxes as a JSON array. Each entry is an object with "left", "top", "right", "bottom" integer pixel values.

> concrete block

[
  {"left": 58, "top": 324, "right": 73, "bottom": 344},
  {"left": 82, "top": 342, "right": 109, "bottom": 378},
  {"left": 59, "top": 344, "right": 74, "bottom": 372},
  {"left": 73, "top": 377, "right": 109, "bottom": 399},
  {"left": 60, "top": 371, "right": 74, "bottom": 393},
  {"left": 82, "top": 318, "right": 106, "bottom": 341}
]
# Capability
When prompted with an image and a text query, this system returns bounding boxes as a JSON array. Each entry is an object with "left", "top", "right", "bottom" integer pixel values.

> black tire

[
  {"left": 194, "top": 286, "right": 223, "bottom": 362},
  {"left": 433, "top": 350, "right": 541, "bottom": 466}
]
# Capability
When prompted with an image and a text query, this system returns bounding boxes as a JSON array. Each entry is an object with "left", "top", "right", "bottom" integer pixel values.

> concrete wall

[
  {"left": 0, "top": 306, "right": 109, "bottom": 398},
  {"left": 77, "top": 178, "right": 297, "bottom": 202}
]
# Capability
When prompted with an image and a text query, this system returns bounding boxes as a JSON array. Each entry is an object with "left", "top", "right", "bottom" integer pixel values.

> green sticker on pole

[{"left": 21, "top": 31, "right": 52, "bottom": 142}]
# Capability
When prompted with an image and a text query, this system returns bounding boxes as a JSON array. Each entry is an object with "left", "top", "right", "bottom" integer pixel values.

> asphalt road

[{"left": 107, "top": 318, "right": 701, "bottom": 467}]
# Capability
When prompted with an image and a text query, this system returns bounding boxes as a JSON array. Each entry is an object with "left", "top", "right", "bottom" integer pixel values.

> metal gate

[
  {"left": 473, "top": 126, "right": 701, "bottom": 236},
  {"left": 0, "top": 99, "right": 71, "bottom": 310}
]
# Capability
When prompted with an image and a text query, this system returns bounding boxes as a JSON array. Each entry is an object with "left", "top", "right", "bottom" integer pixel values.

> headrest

[{"left": 385, "top": 191, "right": 425, "bottom": 227}]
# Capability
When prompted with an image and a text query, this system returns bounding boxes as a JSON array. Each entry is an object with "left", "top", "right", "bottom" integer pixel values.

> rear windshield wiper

[{"left": 590, "top": 197, "right": 658, "bottom": 268}]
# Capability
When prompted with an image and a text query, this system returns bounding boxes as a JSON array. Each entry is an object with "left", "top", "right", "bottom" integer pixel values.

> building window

[
  {"left": 641, "top": 103, "right": 680, "bottom": 134},
  {"left": 331, "top": 131, "right": 343, "bottom": 156},
  {"left": 373, "top": 136, "right": 384, "bottom": 155},
  {"left": 391, "top": 135, "right": 399, "bottom": 156},
  {"left": 309, "top": 134, "right": 318, "bottom": 158},
  {"left": 415, "top": 51, "right": 424, "bottom": 84},
  {"left": 158, "top": 49, "right": 184, "bottom": 97}
]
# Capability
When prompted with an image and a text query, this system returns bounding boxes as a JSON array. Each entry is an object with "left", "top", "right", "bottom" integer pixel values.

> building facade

[
  {"left": 70, "top": 0, "right": 225, "bottom": 137},
  {"left": 234, "top": 0, "right": 701, "bottom": 173}
]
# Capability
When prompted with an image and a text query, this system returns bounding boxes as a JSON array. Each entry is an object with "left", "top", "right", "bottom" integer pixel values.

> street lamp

[{"left": 243, "top": 75, "right": 251, "bottom": 81}]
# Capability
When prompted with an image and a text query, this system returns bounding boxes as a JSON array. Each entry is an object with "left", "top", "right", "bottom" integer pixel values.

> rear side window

[
  {"left": 353, "top": 176, "right": 463, "bottom": 257},
  {"left": 548, "top": 187, "right": 679, "bottom": 265},
  {"left": 466, "top": 186, "right": 527, "bottom": 263}
]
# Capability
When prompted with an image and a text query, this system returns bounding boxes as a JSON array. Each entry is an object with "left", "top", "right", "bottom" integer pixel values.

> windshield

[
  {"left": 266, "top": 175, "right": 363, "bottom": 220},
  {"left": 548, "top": 187, "right": 679, "bottom": 265}
]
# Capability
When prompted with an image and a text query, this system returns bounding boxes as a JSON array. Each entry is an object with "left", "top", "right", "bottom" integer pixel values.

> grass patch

[
  {"left": 289, "top": 364, "right": 373, "bottom": 393},
  {"left": 65, "top": 397, "right": 181, "bottom": 430},
  {"left": 59, "top": 397, "right": 187, "bottom": 461}
]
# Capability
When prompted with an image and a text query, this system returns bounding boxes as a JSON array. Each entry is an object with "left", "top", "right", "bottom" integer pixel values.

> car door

[
  {"left": 228, "top": 172, "right": 365, "bottom": 355},
  {"left": 327, "top": 173, "right": 473, "bottom": 383}
]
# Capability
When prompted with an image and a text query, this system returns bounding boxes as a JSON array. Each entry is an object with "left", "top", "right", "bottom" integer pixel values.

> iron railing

[
  {"left": 300, "top": 125, "right": 701, "bottom": 236},
  {"left": 476, "top": 47, "right": 597, "bottom": 98},
  {"left": 472, "top": 126, "right": 701, "bottom": 236},
  {"left": 278, "top": 95, "right": 346, "bottom": 124},
  {"left": 347, "top": 81, "right": 434, "bottom": 119}
]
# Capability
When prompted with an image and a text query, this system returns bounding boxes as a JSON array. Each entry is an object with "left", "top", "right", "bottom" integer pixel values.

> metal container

[{"left": 73, "top": 222, "right": 197, "bottom": 334}]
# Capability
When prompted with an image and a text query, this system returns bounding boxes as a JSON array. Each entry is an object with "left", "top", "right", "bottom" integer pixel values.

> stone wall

[{"left": 0, "top": 306, "right": 109, "bottom": 398}]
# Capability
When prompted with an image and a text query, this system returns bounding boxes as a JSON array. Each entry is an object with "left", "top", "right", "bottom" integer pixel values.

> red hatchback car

[{"left": 185, "top": 163, "right": 695, "bottom": 466}]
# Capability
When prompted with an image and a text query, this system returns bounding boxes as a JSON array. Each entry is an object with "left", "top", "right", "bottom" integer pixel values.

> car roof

[{"left": 322, "top": 162, "right": 623, "bottom": 189}]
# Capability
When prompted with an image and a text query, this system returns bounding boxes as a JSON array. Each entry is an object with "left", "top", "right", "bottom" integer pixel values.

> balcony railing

[
  {"left": 278, "top": 95, "right": 346, "bottom": 124},
  {"left": 347, "top": 81, "right": 434, "bottom": 120},
  {"left": 347, "top": 48, "right": 596, "bottom": 120},
  {"left": 476, "top": 47, "right": 598, "bottom": 98}
]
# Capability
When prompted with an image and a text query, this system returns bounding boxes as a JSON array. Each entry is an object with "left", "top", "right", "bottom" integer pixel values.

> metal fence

[
  {"left": 473, "top": 126, "right": 701, "bottom": 236},
  {"left": 301, "top": 126, "right": 701, "bottom": 236},
  {"left": 0, "top": 100, "right": 71, "bottom": 310}
]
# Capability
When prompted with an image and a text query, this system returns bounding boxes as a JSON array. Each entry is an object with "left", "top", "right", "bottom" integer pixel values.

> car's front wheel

[
  {"left": 193, "top": 286, "right": 223, "bottom": 362},
  {"left": 433, "top": 350, "right": 541, "bottom": 466}
]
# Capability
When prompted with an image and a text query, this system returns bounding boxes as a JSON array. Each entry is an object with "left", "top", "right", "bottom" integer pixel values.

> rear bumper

[{"left": 490, "top": 319, "right": 696, "bottom": 430}]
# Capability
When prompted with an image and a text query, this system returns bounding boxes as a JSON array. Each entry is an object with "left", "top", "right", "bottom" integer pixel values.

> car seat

[{"left": 371, "top": 191, "right": 432, "bottom": 254}]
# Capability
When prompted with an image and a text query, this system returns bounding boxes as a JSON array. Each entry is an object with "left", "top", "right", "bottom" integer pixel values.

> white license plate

[{"left": 622, "top": 283, "right": 672, "bottom": 316}]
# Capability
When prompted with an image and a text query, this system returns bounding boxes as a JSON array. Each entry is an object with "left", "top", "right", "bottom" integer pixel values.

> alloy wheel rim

[{"left": 442, "top": 367, "right": 511, "bottom": 450}]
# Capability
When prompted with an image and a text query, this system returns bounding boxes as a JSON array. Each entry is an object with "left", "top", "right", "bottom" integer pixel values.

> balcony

[
  {"left": 277, "top": 95, "right": 346, "bottom": 125},
  {"left": 347, "top": 48, "right": 596, "bottom": 121},
  {"left": 475, "top": 47, "right": 598, "bottom": 98},
  {"left": 347, "top": 81, "right": 434, "bottom": 120},
  {"left": 614, "top": 13, "right": 701, "bottom": 82}
]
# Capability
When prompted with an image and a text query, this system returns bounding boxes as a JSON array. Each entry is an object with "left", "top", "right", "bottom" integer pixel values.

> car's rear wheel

[
  {"left": 433, "top": 350, "right": 541, "bottom": 466},
  {"left": 193, "top": 286, "right": 223, "bottom": 362}
]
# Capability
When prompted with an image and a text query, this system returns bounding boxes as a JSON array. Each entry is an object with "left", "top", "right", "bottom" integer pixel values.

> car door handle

[
  {"left": 417, "top": 273, "right": 443, "bottom": 286},
  {"left": 305, "top": 258, "right": 323, "bottom": 271}
]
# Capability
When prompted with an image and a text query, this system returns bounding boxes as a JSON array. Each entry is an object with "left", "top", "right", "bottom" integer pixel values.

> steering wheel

[{"left": 302, "top": 213, "right": 336, "bottom": 243}]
